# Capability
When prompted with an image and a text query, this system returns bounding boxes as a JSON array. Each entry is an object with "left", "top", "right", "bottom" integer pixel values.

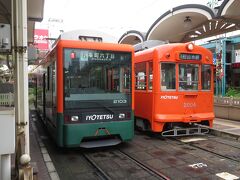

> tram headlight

[
  {"left": 71, "top": 116, "right": 79, "bottom": 122},
  {"left": 186, "top": 43, "right": 194, "bottom": 51}
]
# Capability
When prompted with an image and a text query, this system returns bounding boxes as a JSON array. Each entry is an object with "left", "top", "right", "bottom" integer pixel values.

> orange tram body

[{"left": 134, "top": 42, "right": 214, "bottom": 136}]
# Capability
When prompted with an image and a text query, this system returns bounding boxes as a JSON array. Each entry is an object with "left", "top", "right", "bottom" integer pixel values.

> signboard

[
  {"left": 179, "top": 53, "right": 201, "bottom": 60},
  {"left": 232, "top": 63, "right": 240, "bottom": 69},
  {"left": 235, "top": 49, "right": 240, "bottom": 63},
  {"left": 34, "top": 29, "right": 49, "bottom": 50},
  {"left": 215, "top": 40, "right": 223, "bottom": 79},
  {"left": 0, "top": 23, "right": 11, "bottom": 52}
]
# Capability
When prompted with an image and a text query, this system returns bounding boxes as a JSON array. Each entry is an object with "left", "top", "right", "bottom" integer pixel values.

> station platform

[
  {"left": 211, "top": 118, "right": 240, "bottom": 140},
  {"left": 24, "top": 114, "right": 240, "bottom": 180}
]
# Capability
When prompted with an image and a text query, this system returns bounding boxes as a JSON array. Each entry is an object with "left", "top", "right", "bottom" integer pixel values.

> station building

[{"left": 202, "top": 36, "right": 240, "bottom": 95}]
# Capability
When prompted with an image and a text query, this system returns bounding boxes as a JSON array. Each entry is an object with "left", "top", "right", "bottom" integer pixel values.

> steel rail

[
  {"left": 170, "top": 137, "right": 240, "bottom": 163},
  {"left": 118, "top": 149, "right": 170, "bottom": 180},
  {"left": 83, "top": 153, "right": 112, "bottom": 180}
]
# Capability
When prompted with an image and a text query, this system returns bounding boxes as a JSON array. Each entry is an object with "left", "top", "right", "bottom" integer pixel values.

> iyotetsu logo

[
  {"left": 86, "top": 114, "right": 114, "bottom": 121},
  {"left": 160, "top": 95, "right": 179, "bottom": 100}
]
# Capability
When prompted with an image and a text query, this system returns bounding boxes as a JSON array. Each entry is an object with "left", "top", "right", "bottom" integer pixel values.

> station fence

[{"left": 214, "top": 96, "right": 240, "bottom": 121}]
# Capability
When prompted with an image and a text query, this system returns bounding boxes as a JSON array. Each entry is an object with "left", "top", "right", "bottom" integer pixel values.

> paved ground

[
  {"left": 13, "top": 113, "right": 240, "bottom": 180},
  {"left": 211, "top": 118, "right": 240, "bottom": 140}
]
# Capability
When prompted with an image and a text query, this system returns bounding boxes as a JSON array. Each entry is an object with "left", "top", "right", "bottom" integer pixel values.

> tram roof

[
  {"left": 119, "top": 0, "right": 240, "bottom": 44},
  {"left": 0, "top": 0, "right": 44, "bottom": 43}
]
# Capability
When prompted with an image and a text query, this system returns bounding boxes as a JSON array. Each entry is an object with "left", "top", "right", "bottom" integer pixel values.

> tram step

[
  {"left": 80, "top": 138, "right": 121, "bottom": 148},
  {"left": 161, "top": 126, "right": 209, "bottom": 137}
]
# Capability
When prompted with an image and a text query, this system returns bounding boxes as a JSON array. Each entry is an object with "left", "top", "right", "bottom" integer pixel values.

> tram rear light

[{"left": 186, "top": 43, "right": 194, "bottom": 51}]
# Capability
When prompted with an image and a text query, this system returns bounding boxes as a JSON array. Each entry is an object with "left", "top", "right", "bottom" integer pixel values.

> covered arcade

[
  {"left": 119, "top": 0, "right": 240, "bottom": 44},
  {"left": 118, "top": 0, "right": 240, "bottom": 96}
]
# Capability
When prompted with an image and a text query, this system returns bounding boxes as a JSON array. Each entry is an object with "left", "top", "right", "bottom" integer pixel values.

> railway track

[
  {"left": 33, "top": 112, "right": 240, "bottom": 179},
  {"left": 118, "top": 149, "right": 170, "bottom": 180},
  {"left": 207, "top": 135, "right": 240, "bottom": 149},
  {"left": 83, "top": 149, "right": 169, "bottom": 180},
  {"left": 83, "top": 153, "right": 112, "bottom": 180},
  {"left": 170, "top": 135, "right": 240, "bottom": 163}
]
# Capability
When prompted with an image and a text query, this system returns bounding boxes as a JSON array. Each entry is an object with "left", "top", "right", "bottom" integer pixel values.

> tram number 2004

[{"left": 113, "top": 100, "right": 127, "bottom": 104}]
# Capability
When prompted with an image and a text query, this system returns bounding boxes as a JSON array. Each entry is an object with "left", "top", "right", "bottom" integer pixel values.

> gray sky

[{"left": 36, "top": 0, "right": 209, "bottom": 38}]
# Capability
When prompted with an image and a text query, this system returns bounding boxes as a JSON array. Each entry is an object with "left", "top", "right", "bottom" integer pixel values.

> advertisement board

[{"left": 34, "top": 29, "right": 49, "bottom": 50}]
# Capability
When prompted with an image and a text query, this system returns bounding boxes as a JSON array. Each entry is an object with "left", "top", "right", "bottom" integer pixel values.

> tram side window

[
  {"left": 135, "top": 62, "right": 146, "bottom": 90},
  {"left": 46, "top": 66, "right": 50, "bottom": 90},
  {"left": 149, "top": 62, "right": 153, "bottom": 90},
  {"left": 123, "top": 67, "right": 131, "bottom": 90},
  {"left": 52, "top": 61, "right": 56, "bottom": 106},
  {"left": 179, "top": 64, "right": 199, "bottom": 91},
  {"left": 161, "top": 63, "right": 176, "bottom": 91},
  {"left": 202, "top": 65, "right": 211, "bottom": 90}
]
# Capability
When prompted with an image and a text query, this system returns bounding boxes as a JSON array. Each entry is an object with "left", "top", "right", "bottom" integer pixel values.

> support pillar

[
  {"left": 12, "top": 0, "right": 29, "bottom": 155},
  {"left": 222, "top": 39, "right": 226, "bottom": 96},
  {"left": 12, "top": 0, "right": 30, "bottom": 176},
  {"left": 1, "top": 154, "right": 11, "bottom": 180}
]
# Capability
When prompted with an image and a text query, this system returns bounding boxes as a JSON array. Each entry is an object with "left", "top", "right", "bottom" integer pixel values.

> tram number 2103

[{"left": 113, "top": 100, "right": 127, "bottom": 104}]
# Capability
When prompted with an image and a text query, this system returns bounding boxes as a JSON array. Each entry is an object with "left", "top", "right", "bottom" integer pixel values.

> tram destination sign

[
  {"left": 179, "top": 53, "right": 202, "bottom": 60},
  {"left": 79, "top": 50, "right": 131, "bottom": 62}
]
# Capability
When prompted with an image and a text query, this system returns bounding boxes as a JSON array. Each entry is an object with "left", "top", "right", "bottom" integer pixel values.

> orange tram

[{"left": 134, "top": 41, "right": 214, "bottom": 136}]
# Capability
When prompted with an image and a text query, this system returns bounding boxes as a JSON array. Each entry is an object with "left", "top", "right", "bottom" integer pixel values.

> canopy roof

[
  {"left": 118, "top": 30, "right": 145, "bottom": 44},
  {"left": 0, "top": 0, "right": 44, "bottom": 43},
  {"left": 119, "top": 0, "right": 240, "bottom": 44}
]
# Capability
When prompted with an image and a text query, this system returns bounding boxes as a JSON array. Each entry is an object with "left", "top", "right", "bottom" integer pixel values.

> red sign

[
  {"left": 34, "top": 29, "right": 49, "bottom": 50},
  {"left": 232, "top": 63, "right": 240, "bottom": 69}
]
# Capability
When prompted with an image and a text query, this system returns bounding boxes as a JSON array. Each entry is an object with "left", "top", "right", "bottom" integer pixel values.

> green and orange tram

[{"left": 35, "top": 31, "right": 134, "bottom": 147}]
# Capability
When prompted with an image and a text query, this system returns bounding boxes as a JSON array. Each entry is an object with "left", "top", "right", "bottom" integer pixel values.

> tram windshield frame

[
  {"left": 160, "top": 62, "right": 212, "bottom": 92},
  {"left": 178, "top": 64, "right": 199, "bottom": 91},
  {"left": 63, "top": 48, "right": 132, "bottom": 109}
]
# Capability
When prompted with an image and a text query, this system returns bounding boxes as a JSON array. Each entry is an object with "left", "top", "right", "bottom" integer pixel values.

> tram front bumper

[
  {"left": 154, "top": 112, "right": 214, "bottom": 123},
  {"left": 62, "top": 120, "right": 134, "bottom": 147}
]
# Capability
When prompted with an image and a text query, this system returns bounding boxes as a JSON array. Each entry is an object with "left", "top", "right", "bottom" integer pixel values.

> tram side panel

[{"left": 134, "top": 52, "right": 155, "bottom": 131}]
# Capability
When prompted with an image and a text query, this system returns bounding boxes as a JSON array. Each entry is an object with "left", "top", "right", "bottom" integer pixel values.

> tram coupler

[{"left": 161, "top": 125, "right": 209, "bottom": 137}]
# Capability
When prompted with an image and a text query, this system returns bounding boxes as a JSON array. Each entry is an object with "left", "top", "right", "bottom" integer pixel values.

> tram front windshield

[{"left": 64, "top": 48, "right": 132, "bottom": 109}]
